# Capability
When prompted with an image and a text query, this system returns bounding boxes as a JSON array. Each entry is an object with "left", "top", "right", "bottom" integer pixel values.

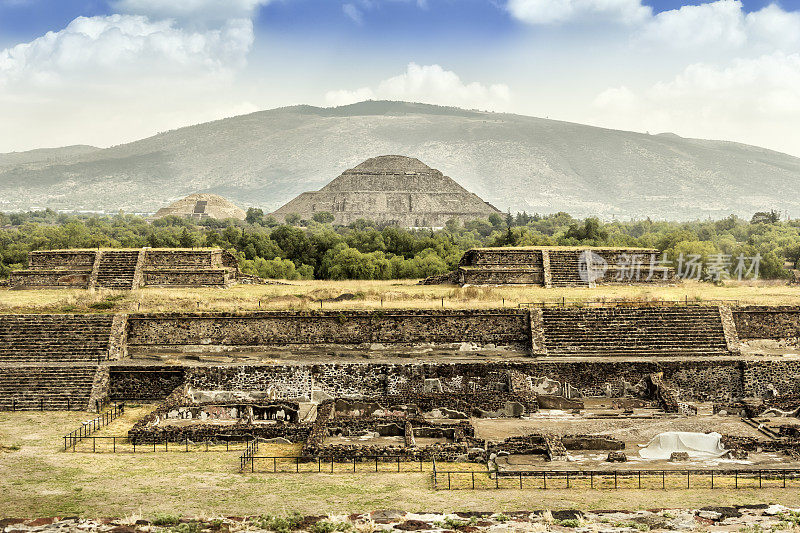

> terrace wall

[
  {"left": 733, "top": 306, "right": 800, "bottom": 339},
  {"left": 108, "top": 359, "right": 800, "bottom": 403},
  {"left": 125, "top": 310, "right": 530, "bottom": 349}
]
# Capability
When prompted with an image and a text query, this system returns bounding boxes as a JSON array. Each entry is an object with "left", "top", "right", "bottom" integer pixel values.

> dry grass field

[
  {"left": 2, "top": 410, "right": 800, "bottom": 518},
  {"left": 1, "top": 279, "right": 798, "bottom": 314}
]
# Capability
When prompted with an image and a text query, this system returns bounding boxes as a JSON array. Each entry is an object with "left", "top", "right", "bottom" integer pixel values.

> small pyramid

[{"left": 154, "top": 193, "right": 246, "bottom": 221}]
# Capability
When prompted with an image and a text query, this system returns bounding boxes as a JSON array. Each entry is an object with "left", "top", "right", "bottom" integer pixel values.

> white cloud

[
  {"left": 0, "top": 3, "right": 264, "bottom": 151},
  {"left": 111, "top": 0, "right": 272, "bottom": 26},
  {"left": 324, "top": 63, "right": 511, "bottom": 111},
  {"left": 342, "top": 3, "right": 364, "bottom": 24},
  {"left": 507, "top": 0, "right": 651, "bottom": 26},
  {"left": 508, "top": 0, "right": 800, "bottom": 54},
  {"left": 0, "top": 14, "right": 254, "bottom": 87},
  {"left": 640, "top": 0, "right": 747, "bottom": 48},
  {"left": 592, "top": 53, "right": 800, "bottom": 154},
  {"left": 745, "top": 4, "right": 800, "bottom": 51}
]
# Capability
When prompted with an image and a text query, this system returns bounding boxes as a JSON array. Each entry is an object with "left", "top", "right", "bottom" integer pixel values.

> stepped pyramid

[{"left": 271, "top": 155, "right": 500, "bottom": 227}]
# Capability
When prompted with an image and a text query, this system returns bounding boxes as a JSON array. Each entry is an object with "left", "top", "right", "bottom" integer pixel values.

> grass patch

[
  {"left": 1, "top": 279, "right": 797, "bottom": 314},
  {"left": 2, "top": 412, "right": 800, "bottom": 517}
]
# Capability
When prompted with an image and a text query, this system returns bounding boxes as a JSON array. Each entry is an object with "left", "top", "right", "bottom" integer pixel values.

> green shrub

[
  {"left": 309, "top": 521, "right": 351, "bottom": 533},
  {"left": 151, "top": 514, "right": 180, "bottom": 526}
]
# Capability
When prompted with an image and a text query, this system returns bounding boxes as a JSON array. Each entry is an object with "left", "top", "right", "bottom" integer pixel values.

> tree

[
  {"left": 245, "top": 208, "right": 264, "bottom": 225},
  {"left": 284, "top": 213, "right": 301, "bottom": 225},
  {"left": 751, "top": 210, "right": 781, "bottom": 224},
  {"left": 312, "top": 211, "right": 335, "bottom": 224}
]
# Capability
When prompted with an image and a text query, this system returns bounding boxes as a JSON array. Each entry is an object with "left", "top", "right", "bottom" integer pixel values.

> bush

[{"left": 151, "top": 514, "right": 180, "bottom": 526}]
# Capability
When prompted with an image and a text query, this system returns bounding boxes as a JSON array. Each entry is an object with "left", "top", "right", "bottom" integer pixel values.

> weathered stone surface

[
  {"left": 606, "top": 451, "right": 627, "bottom": 462},
  {"left": 271, "top": 155, "right": 500, "bottom": 227},
  {"left": 669, "top": 451, "right": 690, "bottom": 461}
]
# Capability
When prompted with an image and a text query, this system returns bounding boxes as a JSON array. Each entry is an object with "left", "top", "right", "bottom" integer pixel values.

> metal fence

[
  {"left": 64, "top": 434, "right": 252, "bottom": 453},
  {"left": 239, "top": 442, "right": 441, "bottom": 474},
  {"left": 1, "top": 396, "right": 102, "bottom": 412},
  {"left": 432, "top": 468, "right": 800, "bottom": 490},
  {"left": 62, "top": 403, "right": 125, "bottom": 450},
  {"left": 518, "top": 298, "right": 740, "bottom": 308}
]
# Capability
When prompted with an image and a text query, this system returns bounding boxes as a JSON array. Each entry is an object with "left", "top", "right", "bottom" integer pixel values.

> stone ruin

[
  {"left": 271, "top": 155, "right": 501, "bottom": 227},
  {"left": 425, "top": 246, "right": 676, "bottom": 286},
  {"left": 1, "top": 303, "right": 800, "bottom": 466},
  {"left": 9, "top": 248, "right": 239, "bottom": 290},
  {"left": 153, "top": 193, "right": 246, "bottom": 221}
]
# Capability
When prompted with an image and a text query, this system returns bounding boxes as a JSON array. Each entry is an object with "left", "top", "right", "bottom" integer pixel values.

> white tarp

[{"left": 639, "top": 432, "right": 726, "bottom": 459}]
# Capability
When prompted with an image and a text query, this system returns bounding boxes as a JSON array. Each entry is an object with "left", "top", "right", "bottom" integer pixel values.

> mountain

[{"left": 1, "top": 101, "right": 799, "bottom": 220}]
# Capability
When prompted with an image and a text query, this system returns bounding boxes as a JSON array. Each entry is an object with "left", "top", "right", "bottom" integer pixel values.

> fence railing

[
  {"left": 62, "top": 403, "right": 124, "bottom": 451},
  {"left": 240, "top": 451, "right": 434, "bottom": 474},
  {"left": 432, "top": 468, "right": 800, "bottom": 490},
  {"left": 0, "top": 396, "right": 97, "bottom": 412},
  {"left": 64, "top": 434, "right": 253, "bottom": 453},
  {"left": 519, "top": 298, "right": 740, "bottom": 308}
]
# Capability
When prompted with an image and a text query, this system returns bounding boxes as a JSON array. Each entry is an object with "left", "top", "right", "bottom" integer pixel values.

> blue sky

[{"left": 1, "top": 0, "right": 800, "bottom": 156}]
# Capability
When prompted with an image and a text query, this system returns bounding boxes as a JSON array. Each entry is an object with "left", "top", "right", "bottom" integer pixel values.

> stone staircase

[
  {"left": 541, "top": 306, "right": 730, "bottom": 356},
  {"left": 547, "top": 250, "right": 587, "bottom": 287},
  {"left": 0, "top": 365, "right": 98, "bottom": 410},
  {"left": 0, "top": 314, "right": 114, "bottom": 362},
  {"left": 96, "top": 251, "right": 140, "bottom": 290}
]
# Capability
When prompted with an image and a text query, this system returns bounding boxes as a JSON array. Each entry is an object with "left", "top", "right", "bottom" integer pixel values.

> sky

[{"left": 1, "top": 0, "right": 800, "bottom": 156}]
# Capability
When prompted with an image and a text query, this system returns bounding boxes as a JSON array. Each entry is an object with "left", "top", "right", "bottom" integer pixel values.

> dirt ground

[{"left": 471, "top": 413, "right": 767, "bottom": 445}]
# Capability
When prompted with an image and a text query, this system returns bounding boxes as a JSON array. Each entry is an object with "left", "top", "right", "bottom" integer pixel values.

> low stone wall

[
  {"left": 129, "top": 421, "right": 312, "bottom": 444},
  {"left": 125, "top": 310, "right": 530, "bottom": 348},
  {"left": 459, "top": 268, "right": 543, "bottom": 285},
  {"left": 734, "top": 306, "right": 800, "bottom": 339},
  {"left": 8, "top": 270, "right": 90, "bottom": 288},
  {"left": 28, "top": 251, "right": 97, "bottom": 269},
  {"left": 144, "top": 250, "right": 222, "bottom": 269},
  {"left": 108, "top": 366, "right": 186, "bottom": 400},
  {"left": 142, "top": 269, "right": 232, "bottom": 287}
]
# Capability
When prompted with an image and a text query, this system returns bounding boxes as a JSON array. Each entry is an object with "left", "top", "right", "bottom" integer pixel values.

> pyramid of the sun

[{"left": 271, "top": 155, "right": 500, "bottom": 227}]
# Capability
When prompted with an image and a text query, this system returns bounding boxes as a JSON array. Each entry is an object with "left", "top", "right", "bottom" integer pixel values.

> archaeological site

[
  {"left": 3, "top": 288, "right": 800, "bottom": 488},
  {"left": 424, "top": 246, "right": 674, "bottom": 286},
  {"left": 8, "top": 248, "right": 239, "bottom": 290}
]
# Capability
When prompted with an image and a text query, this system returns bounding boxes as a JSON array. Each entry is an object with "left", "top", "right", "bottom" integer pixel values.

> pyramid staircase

[
  {"left": 0, "top": 314, "right": 114, "bottom": 363},
  {"left": 0, "top": 365, "right": 98, "bottom": 410},
  {"left": 541, "top": 306, "right": 730, "bottom": 356},
  {"left": 96, "top": 251, "right": 140, "bottom": 290}
]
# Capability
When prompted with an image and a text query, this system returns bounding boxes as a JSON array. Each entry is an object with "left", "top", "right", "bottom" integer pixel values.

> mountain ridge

[{"left": 1, "top": 100, "right": 799, "bottom": 220}]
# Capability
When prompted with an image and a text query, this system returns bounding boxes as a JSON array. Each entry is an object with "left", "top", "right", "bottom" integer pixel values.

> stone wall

[
  {"left": 8, "top": 271, "right": 90, "bottom": 288},
  {"left": 734, "top": 306, "right": 800, "bottom": 339},
  {"left": 11, "top": 248, "right": 238, "bottom": 290},
  {"left": 144, "top": 250, "right": 223, "bottom": 268},
  {"left": 742, "top": 360, "right": 800, "bottom": 397},
  {"left": 28, "top": 251, "right": 97, "bottom": 269},
  {"left": 106, "top": 358, "right": 800, "bottom": 404},
  {"left": 108, "top": 366, "right": 186, "bottom": 400},
  {"left": 125, "top": 310, "right": 530, "bottom": 348},
  {"left": 142, "top": 270, "right": 231, "bottom": 287}
]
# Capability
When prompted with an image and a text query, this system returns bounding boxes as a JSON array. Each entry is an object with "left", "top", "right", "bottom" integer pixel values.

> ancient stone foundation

[
  {"left": 9, "top": 248, "right": 239, "bottom": 290},
  {"left": 2, "top": 305, "right": 800, "bottom": 410},
  {"left": 428, "top": 246, "right": 676, "bottom": 287}
]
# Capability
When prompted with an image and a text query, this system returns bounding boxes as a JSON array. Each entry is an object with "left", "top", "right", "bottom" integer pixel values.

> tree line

[{"left": 0, "top": 208, "right": 797, "bottom": 280}]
